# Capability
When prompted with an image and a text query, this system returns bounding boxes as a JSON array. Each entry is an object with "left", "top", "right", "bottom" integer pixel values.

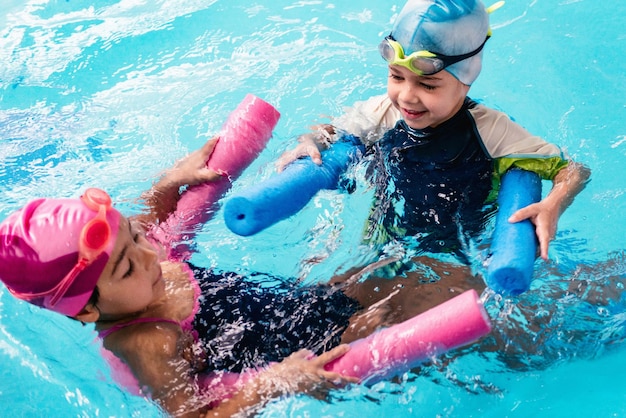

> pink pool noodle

[
  {"left": 150, "top": 94, "right": 280, "bottom": 260},
  {"left": 324, "top": 289, "right": 491, "bottom": 382}
]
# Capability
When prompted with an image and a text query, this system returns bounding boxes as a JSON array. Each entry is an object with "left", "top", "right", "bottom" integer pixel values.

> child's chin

[{"left": 403, "top": 119, "right": 429, "bottom": 130}]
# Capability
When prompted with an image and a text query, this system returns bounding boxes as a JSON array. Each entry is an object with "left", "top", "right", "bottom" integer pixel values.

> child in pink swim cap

[
  {"left": 0, "top": 135, "right": 469, "bottom": 415},
  {"left": 0, "top": 189, "right": 121, "bottom": 316},
  {"left": 0, "top": 138, "right": 357, "bottom": 416}
]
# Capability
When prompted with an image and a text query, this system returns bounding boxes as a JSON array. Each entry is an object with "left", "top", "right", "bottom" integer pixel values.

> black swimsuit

[{"left": 189, "top": 264, "right": 361, "bottom": 373}]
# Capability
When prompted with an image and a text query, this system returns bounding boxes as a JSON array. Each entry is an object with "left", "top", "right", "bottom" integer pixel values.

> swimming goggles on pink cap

[
  {"left": 13, "top": 188, "right": 113, "bottom": 307},
  {"left": 378, "top": 34, "right": 490, "bottom": 76}
]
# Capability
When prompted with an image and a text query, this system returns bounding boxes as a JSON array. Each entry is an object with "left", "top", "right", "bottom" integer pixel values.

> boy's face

[{"left": 386, "top": 64, "right": 470, "bottom": 130}]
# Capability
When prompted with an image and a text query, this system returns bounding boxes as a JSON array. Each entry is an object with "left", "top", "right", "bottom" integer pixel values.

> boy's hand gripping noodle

[
  {"left": 223, "top": 135, "right": 365, "bottom": 236},
  {"left": 324, "top": 289, "right": 491, "bottom": 383},
  {"left": 151, "top": 94, "right": 280, "bottom": 260},
  {"left": 486, "top": 168, "right": 542, "bottom": 295}
]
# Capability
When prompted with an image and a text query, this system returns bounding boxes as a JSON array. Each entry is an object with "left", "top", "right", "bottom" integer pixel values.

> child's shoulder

[
  {"left": 465, "top": 101, "right": 562, "bottom": 159},
  {"left": 333, "top": 94, "right": 400, "bottom": 145},
  {"left": 465, "top": 99, "right": 508, "bottom": 117},
  {"left": 466, "top": 100, "right": 519, "bottom": 132},
  {"left": 105, "top": 319, "right": 183, "bottom": 365}
]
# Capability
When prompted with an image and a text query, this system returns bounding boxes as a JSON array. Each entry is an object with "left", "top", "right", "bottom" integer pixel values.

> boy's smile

[{"left": 400, "top": 107, "right": 427, "bottom": 122}]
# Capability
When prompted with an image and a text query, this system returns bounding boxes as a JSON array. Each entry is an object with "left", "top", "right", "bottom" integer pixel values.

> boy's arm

[
  {"left": 509, "top": 161, "right": 591, "bottom": 260},
  {"left": 134, "top": 137, "right": 222, "bottom": 228},
  {"left": 275, "top": 94, "right": 397, "bottom": 171},
  {"left": 275, "top": 124, "right": 335, "bottom": 171}
]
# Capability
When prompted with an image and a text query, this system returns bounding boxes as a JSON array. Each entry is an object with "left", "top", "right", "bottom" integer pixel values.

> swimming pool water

[{"left": 1, "top": 0, "right": 625, "bottom": 416}]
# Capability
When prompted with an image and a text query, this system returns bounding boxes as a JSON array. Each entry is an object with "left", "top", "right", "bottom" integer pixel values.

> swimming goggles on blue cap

[
  {"left": 380, "top": 0, "right": 504, "bottom": 76},
  {"left": 378, "top": 35, "right": 490, "bottom": 76}
]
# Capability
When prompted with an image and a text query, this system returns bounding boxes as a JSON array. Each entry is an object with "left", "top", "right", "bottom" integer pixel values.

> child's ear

[{"left": 74, "top": 304, "right": 100, "bottom": 323}]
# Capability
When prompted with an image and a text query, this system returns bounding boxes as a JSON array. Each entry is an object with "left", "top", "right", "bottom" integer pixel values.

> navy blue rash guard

[{"left": 364, "top": 98, "right": 496, "bottom": 255}]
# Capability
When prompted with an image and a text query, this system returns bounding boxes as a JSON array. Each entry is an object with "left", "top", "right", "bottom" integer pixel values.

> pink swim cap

[{"left": 0, "top": 189, "right": 121, "bottom": 316}]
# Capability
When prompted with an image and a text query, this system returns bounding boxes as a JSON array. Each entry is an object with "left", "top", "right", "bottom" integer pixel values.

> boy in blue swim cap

[{"left": 278, "top": 0, "right": 589, "bottom": 264}]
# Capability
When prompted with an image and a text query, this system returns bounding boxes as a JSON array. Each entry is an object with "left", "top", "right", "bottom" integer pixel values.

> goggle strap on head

[
  {"left": 48, "top": 259, "right": 90, "bottom": 306},
  {"left": 382, "top": 35, "right": 489, "bottom": 76},
  {"left": 7, "top": 257, "right": 89, "bottom": 302}
]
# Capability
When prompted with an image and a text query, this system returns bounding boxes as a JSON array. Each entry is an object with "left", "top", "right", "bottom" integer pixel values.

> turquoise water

[{"left": 1, "top": 0, "right": 625, "bottom": 416}]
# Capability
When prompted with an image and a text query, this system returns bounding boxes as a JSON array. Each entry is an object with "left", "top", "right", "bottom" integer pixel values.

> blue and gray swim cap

[{"left": 391, "top": 0, "right": 490, "bottom": 85}]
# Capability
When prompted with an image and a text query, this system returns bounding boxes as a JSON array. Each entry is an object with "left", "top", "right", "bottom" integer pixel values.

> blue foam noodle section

[
  {"left": 224, "top": 136, "right": 364, "bottom": 236},
  {"left": 486, "top": 169, "right": 542, "bottom": 295}
]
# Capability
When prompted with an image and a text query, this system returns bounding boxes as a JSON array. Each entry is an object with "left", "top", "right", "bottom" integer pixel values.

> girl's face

[
  {"left": 92, "top": 215, "right": 165, "bottom": 320},
  {"left": 386, "top": 64, "right": 470, "bottom": 130}
]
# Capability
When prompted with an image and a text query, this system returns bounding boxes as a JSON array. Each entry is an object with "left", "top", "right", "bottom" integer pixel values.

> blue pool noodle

[
  {"left": 224, "top": 136, "right": 364, "bottom": 236},
  {"left": 486, "top": 168, "right": 542, "bottom": 295}
]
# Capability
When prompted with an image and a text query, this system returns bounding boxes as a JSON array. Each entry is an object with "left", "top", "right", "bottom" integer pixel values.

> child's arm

[
  {"left": 275, "top": 95, "right": 397, "bottom": 171},
  {"left": 207, "top": 345, "right": 358, "bottom": 417},
  {"left": 114, "top": 324, "right": 355, "bottom": 417},
  {"left": 134, "top": 137, "right": 223, "bottom": 228},
  {"left": 275, "top": 124, "right": 335, "bottom": 171},
  {"left": 109, "top": 323, "right": 210, "bottom": 417},
  {"left": 508, "top": 161, "right": 591, "bottom": 260}
]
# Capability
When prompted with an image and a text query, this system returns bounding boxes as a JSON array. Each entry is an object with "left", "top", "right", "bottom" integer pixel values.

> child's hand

[
  {"left": 275, "top": 124, "right": 336, "bottom": 172},
  {"left": 275, "top": 135, "right": 323, "bottom": 172},
  {"left": 208, "top": 345, "right": 357, "bottom": 417},
  {"left": 508, "top": 200, "right": 558, "bottom": 261},
  {"left": 262, "top": 345, "right": 358, "bottom": 397},
  {"left": 138, "top": 137, "right": 225, "bottom": 227},
  {"left": 509, "top": 162, "right": 590, "bottom": 261},
  {"left": 168, "top": 137, "right": 223, "bottom": 187}
]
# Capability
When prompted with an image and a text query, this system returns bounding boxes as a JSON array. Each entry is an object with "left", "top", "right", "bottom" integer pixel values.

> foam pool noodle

[
  {"left": 150, "top": 94, "right": 280, "bottom": 260},
  {"left": 324, "top": 289, "right": 491, "bottom": 383},
  {"left": 486, "top": 168, "right": 542, "bottom": 295},
  {"left": 223, "top": 135, "right": 365, "bottom": 236}
]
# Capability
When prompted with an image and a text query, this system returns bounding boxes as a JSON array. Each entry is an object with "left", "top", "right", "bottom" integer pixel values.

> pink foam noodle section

[
  {"left": 324, "top": 289, "right": 492, "bottom": 383},
  {"left": 150, "top": 94, "right": 280, "bottom": 260}
]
